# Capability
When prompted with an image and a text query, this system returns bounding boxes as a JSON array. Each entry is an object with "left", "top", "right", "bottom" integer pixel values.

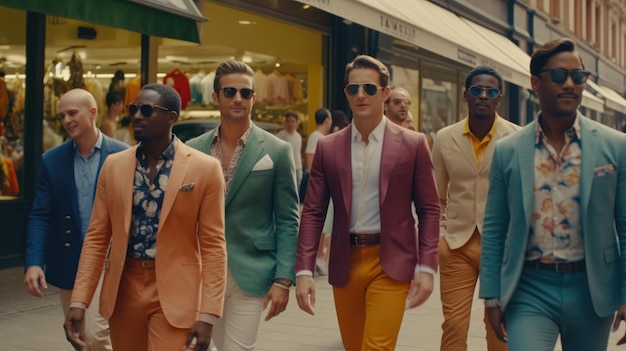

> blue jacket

[{"left": 25, "top": 135, "right": 128, "bottom": 289}]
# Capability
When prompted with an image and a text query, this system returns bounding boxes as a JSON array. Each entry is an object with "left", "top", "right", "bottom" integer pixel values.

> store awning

[
  {"left": 0, "top": 0, "right": 207, "bottom": 43},
  {"left": 296, "top": 0, "right": 531, "bottom": 89},
  {"left": 587, "top": 80, "right": 626, "bottom": 114},
  {"left": 581, "top": 90, "right": 605, "bottom": 113}
]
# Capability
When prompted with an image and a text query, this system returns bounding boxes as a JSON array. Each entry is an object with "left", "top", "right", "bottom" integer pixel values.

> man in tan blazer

[
  {"left": 431, "top": 66, "right": 519, "bottom": 351},
  {"left": 64, "top": 84, "right": 227, "bottom": 351}
]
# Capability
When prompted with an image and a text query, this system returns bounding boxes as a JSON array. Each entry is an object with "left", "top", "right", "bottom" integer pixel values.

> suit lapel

[
  {"left": 479, "top": 116, "right": 506, "bottom": 173},
  {"left": 579, "top": 116, "right": 597, "bottom": 219},
  {"left": 225, "top": 125, "right": 264, "bottom": 208},
  {"left": 159, "top": 141, "right": 191, "bottom": 226},
  {"left": 451, "top": 120, "right": 478, "bottom": 173},
  {"left": 379, "top": 123, "right": 401, "bottom": 206},
  {"left": 519, "top": 122, "right": 537, "bottom": 224},
  {"left": 63, "top": 142, "right": 81, "bottom": 224},
  {"left": 120, "top": 146, "right": 139, "bottom": 239},
  {"left": 336, "top": 127, "right": 352, "bottom": 216}
]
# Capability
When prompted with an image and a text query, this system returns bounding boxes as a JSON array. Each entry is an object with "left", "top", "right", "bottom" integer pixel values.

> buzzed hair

[
  {"left": 314, "top": 108, "right": 331, "bottom": 125},
  {"left": 385, "top": 87, "right": 410, "bottom": 104},
  {"left": 213, "top": 60, "right": 255, "bottom": 94},
  {"left": 465, "top": 66, "right": 503, "bottom": 91},
  {"left": 142, "top": 83, "right": 182, "bottom": 115}
]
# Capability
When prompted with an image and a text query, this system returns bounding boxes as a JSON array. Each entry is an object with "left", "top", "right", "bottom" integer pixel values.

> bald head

[
  {"left": 61, "top": 88, "right": 98, "bottom": 112},
  {"left": 385, "top": 87, "right": 411, "bottom": 125},
  {"left": 58, "top": 89, "right": 99, "bottom": 143}
]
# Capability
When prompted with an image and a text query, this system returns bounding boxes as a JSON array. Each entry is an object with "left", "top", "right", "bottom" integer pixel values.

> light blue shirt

[{"left": 73, "top": 132, "right": 103, "bottom": 237}]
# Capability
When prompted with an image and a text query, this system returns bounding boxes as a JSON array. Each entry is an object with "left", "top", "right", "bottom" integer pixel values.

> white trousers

[
  {"left": 58, "top": 271, "right": 111, "bottom": 351},
  {"left": 211, "top": 270, "right": 264, "bottom": 351}
]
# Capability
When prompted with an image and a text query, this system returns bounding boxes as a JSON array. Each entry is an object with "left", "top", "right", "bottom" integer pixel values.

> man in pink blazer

[
  {"left": 295, "top": 55, "right": 440, "bottom": 351},
  {"left": 64, "top": 84, "right": 227, "bottom": 351}
]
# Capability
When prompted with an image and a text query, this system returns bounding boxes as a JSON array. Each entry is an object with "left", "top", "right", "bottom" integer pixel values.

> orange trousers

[
  {"left": 107, "top": 258, "right": 190, "bottom": 351},
  {"left": 332, "top": 245, "right": 410, "bottom": 351},
  {"left": 439, "top": 232, "right": 507, "bottom": 351}
]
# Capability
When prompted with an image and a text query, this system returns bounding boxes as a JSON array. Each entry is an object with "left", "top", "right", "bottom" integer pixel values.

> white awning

[
  {"left": 296, "top": 0, "right": 531, "bottom": 89},
  {"left": 581, "top": 90, "right": 605, "bottom": 113},
  {"left": 586, "top": 80, "right": 626, "bottom": 114}
]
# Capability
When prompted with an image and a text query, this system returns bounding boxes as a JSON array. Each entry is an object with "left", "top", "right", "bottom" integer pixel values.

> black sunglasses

[
  {"left": 127, "top": 104, "right": 169, "bottom": 117},
  {"left": 220, "top": 87, "right": 254, "bottom": 99},
  {"left": 541, "top": 68, "right": 590, "bottom": 85},
  {"left": 345, "top": 83, "right": 383, "bottom": 96},
  {"left": 467, "top": 86, "right": 501, "bottom": 99}
]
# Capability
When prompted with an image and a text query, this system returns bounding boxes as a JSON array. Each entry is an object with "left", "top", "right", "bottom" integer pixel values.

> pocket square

[
  {"left": 593, "top": 164, "right": 615, "bottom": 177},
  {"left": 179, "top": 183, "right": 196, "bottom": 191},
  {"left": 252, "top": 154, "right": 274, "bottom": 171}
]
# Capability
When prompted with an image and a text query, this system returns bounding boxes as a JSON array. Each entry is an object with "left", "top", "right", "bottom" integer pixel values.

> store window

[
  {"left": 0, "top": 6, "right": 26, "bottom": 199},
  {"left": 156, "top": 1, "right": 324, "bottom": 142},
  {"left": 420, "top": 61, "right": 458, "bottom": 136}
]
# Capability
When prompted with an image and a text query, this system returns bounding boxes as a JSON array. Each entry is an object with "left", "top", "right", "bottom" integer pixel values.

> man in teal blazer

[
  {"left": 186, "top": 60, "right": 299, "bottom": 351},
  {"left": 480, "top": 38, "right": 626, "bottom": 351}
]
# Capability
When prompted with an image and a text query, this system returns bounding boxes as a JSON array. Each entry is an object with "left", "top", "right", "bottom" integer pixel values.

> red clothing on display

[{"left": 163, "top": 69, "right": 191, "bottom": 110}]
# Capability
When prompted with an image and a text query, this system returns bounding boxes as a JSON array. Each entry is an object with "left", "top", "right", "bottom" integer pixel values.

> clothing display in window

[{"left": 163, "top": 68, "right": 191, "bottom": 110}]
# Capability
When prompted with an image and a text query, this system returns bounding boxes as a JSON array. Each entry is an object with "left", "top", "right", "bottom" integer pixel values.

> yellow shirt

[{"left": 462, "top": 118, "right": 497, "bottom": 168}]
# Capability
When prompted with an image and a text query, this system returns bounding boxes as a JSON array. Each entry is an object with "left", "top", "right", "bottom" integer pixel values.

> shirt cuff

[
  {"left": 69, "top": 302, "right": 88, "bottom": 310},
  {"left": 197, "top": 313, "right": 219, "bottom": 325},
  {"left": 296, "top": 270, "right": 314, "bottom": 277},
  {"left": 416, "top": 265, "right": 436, "bottom": 276}
]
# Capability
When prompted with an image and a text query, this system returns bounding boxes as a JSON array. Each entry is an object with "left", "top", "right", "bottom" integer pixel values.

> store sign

[
  {"left": 378, "top": 15, "right": 416, "bottom": 43},
  {"left": 457, "top": 49, "right": 476, "bottom": 65}
]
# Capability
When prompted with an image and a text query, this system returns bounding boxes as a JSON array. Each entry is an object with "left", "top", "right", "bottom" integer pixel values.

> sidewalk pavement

[{"left": 1, "top": 266, "right": 624, "bottom": 351}]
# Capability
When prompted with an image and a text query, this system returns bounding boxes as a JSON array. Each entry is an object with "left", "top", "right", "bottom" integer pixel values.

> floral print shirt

[
  {"left": 210, "top": 125, "right": 251, "bottom": 196},
  {"left": 127, "top": 137, "right": 177, "bottom": 259},
  {"left": 527, "top": 115, "right": 583, "bottom": 263}
]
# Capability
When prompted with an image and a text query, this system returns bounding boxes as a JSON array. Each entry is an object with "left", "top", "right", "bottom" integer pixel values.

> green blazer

[
  {"left": 480, "top": 114, "right": 626, "bottom": 317},
  {"left": 187, "top": 124, "right": 300, "bottom": 296}
]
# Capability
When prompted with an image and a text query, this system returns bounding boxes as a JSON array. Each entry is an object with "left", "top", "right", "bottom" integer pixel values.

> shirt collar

[
  {"left": 211, "top": 124, "right": 252, "bottom": 146},
  {"left": 351, "top": 116, "right": 386, "bottom": 143},
  {"left": 535, "top": 113, "right": 581, "bottom": 145},
  {"left": 135, "top": 134, "right": 178, "bottom": 160},
  {"left": 72, "top": 130, "right": 103, "bottom": 153},
  {"left": 462, "top": 116, "right": 498, "bottom": 139}
]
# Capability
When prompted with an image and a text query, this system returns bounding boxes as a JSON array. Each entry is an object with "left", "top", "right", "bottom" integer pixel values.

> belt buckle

[
  {"left": 554, "top": 262, "right": 572, "bottom": 273},
  {"left": 354, "top": 237, "right": 367, "bottom": 247}
]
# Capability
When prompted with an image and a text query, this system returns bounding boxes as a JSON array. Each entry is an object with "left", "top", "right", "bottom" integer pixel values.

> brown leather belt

[
  {"left": 523, "top": 259, "right": 585, "bottom": 273},
  {"left": 349, "top": 233, "right": 381, "bottom": 247},
  {"left": 126, "top": 257, "right": 156, "bottom": 268}
]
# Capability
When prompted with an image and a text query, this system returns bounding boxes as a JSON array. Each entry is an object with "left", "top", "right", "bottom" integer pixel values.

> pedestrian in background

[
  {"left": 25, "top": 88, "right": 128, "bottom": 351},
  {"left": 432, "top": 66, "right": 519, "bottom": 351},
  {"left": 296, "top": 54, "right": 440, "bottom": 351},
  {"left": 187, "top": 60, "right": 300, "bottom": 351},
  {"left": 64, "top": 84, "right": 227, "bottom": 351},
  {"left": 480, "top": 37, "right": 626, "bottom": 351}
]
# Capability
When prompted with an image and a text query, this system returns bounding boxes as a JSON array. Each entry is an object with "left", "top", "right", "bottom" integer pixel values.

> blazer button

[
  {"left": 64, "top": 243, "right": 70, "bottom": 248},
  {"left": 65, "top": 230, "right": 71, "bottom": 235},
  {"left": 65, "top": 215, "right": 71, "bottom": 220}
]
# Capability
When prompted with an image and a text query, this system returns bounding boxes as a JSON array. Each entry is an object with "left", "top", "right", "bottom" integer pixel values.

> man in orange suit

[
  {"left": 295, "top": 55, "right": 440, "bottom": 351},
  {"left": 63, "top": 84, "right": 227, "bottom": 351}
]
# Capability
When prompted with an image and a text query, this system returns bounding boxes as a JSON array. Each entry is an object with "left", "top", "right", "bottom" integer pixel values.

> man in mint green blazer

[
  {"left": 480, "top": 38, "right": 626, "bottom": 351},
  {"left": 186, "top": 60, "right": 299, "bottom": 351}
]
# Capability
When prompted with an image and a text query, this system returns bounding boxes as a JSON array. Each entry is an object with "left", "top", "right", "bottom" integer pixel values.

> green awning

[{"left": 0, "top": 0, "right": 207, "bottom": 43}]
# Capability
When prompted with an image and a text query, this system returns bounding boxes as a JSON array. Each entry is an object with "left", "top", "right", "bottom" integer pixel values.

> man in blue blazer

[
  {"left": 24, "top": 89, "right": 127, "bottom": 351},
  {"left": 186, "top": 60, "right": 299, "bottom": 351},
  {"left": 480, "top": 38, "right": 626, "bottom": 351}
]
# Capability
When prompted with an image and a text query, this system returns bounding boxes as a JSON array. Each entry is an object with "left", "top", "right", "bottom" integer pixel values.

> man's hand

[
  {"left": 295, "top": 275, "right": 316, "bottom": 315},
  {"left": 64, "top": 307, "right": 87, "bottom": 351},
  {"left": 486, "top": 306, "right": 507, "bottom": 343},
  {"left": 405, "top": 272, "right": 433, "bottom": 309},
  {"left": 262, "top": 284, "right": 289, "bottom": 321},
  {"left": 183, "top": 321, "right": 213, "bottom": 351},
  {"left": 612, "top": 303, "right": 626, "bottom": 345},
  {"left": 24, "top": 266, "right": 47, "bottom": 297}
]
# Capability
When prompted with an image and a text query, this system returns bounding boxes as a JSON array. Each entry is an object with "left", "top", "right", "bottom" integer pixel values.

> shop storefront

[{"left": 0, "top": 0, "right": 332, "bottom": 268}]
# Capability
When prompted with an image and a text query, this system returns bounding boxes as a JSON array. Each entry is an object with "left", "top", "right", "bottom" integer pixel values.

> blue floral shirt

[{"left": 127, "top": 137, "right": 177, "bottom": 259}]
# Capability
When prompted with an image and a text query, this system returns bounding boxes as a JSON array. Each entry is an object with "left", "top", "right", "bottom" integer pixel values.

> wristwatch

[
  {"left": 274, "top": 278, "right": 293, "bottom": 287},
  {"left": 484, "top": 298, "right": 501, "bottom": 308}
]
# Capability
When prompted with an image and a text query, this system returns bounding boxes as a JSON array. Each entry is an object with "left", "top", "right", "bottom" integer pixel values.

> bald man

[
  {"left": 24, "top": 89, "right": 128, "bottom": 351},
  {"left": 384, "top": 87, "right": 412, "bottom": 126}
]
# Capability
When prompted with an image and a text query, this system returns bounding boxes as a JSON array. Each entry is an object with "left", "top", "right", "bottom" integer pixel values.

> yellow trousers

[{"left": 333, "top": 245, "right": 410, "bottom": 351}]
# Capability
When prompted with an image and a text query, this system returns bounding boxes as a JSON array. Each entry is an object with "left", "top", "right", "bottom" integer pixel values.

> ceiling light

[
  {"left": 238, "top": 20, "right": 255, "bottom": 25},
  {"left": 275, "top": 62, "right": 281, "bottom": 68},
  {"left": 302, "top": 5, "right": 310, "bottom": 9}
]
